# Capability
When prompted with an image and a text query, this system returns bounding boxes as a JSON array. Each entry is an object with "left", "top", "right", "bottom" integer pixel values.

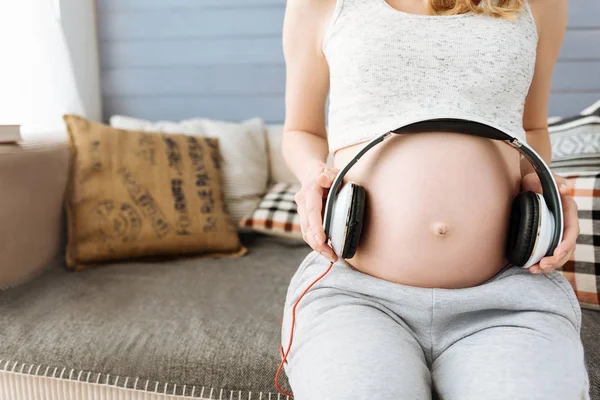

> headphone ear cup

[
  {"left": 328, "top": 182, "right": 366, "bottom": 259},
  {"left": 506, "top": 191, "right": 540, "bottom": 267},
  {"left": 341, "top": 184, "right": 366, "bottom": 259}
]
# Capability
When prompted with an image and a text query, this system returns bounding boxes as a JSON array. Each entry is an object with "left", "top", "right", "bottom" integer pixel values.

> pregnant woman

[{"left": 279, "top": 0, "right": 588, "bottom": 398}]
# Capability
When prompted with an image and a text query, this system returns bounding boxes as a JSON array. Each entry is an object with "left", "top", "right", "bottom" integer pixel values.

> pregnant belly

[{"left": 333, "top": 131, "right": 523, "bottom": 289}]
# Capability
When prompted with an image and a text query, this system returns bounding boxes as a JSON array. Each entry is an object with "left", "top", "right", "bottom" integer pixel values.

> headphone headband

[{"left": 322, "top": 119, "right": 564, "bottom": 256}]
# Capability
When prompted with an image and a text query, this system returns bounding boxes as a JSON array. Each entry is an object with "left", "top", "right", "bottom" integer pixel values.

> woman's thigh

[
  {"left": 281, "top": 252, "right": 432, "bottom": 400},
  {"left": 432, "top": 324, "right": 589, "bottom": 400},
  {"left": 431, "top": 267, "right": 589, "bottom": 400}
]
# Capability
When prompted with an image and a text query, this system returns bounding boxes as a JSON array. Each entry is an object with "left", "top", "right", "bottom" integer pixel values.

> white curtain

[
  {"left": 2, "top": 0, "right": 102, "bottom": 140},
  {"left": 0, "top": 2, "right": 28, "bottom": 125}
]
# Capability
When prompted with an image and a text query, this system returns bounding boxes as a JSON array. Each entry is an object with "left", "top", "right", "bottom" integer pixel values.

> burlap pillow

[{"left": 63, "top": 115, "right": 246, "bottom": 270}]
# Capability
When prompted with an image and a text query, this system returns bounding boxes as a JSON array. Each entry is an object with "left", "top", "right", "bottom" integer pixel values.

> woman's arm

[
  {"left": 521, "top": 0, "right": 580, "bottom": 274},
  {"left": 281, "top": 0, "right": 333, "bottom": 184},
  {"left": 282, "top": 0, "right": 339, "bottom": 260},
  {"left": 521, "top": 0, "right": 567, "bottom": 172}
]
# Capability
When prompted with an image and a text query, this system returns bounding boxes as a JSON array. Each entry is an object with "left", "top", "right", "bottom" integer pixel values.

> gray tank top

[{"left": 323, "top": 0, "right": 539, "bottom": 153}]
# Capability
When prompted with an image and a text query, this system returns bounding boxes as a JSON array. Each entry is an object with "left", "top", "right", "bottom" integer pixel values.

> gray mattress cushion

[
  {"left": 583, "top": 310, "right": 600, "bottom": 400},
  {"left": 1, "top": 233, "right": 599, "bottom": 398},
  {"left": 0, "top": 234, "right": 306, "bottom": 396}
]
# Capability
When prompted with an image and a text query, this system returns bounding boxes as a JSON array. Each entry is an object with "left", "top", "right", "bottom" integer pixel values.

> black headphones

[{"left": 322, "top": 119, "right": 564, "bottom": 268}]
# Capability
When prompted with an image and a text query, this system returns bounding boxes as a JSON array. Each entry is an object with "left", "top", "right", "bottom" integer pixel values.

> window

[{"left": 0, "top": 2, "right": 29, "bottom": 124}]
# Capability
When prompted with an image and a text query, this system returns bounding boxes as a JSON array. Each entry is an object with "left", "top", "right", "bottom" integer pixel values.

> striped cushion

[
  {"left": 549, "top": 99, "right": 600, "bottom": 173},
  {"left": 558, "top": 171, "right": 600, "bottom": 310},
  {"left": 239, "top": 183, "right": 302, "bottom": 240}
]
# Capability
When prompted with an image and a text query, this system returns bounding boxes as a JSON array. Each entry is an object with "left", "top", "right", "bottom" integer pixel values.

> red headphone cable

[{"left": 275, "top": 260, "right": 336, "bottom": 398}]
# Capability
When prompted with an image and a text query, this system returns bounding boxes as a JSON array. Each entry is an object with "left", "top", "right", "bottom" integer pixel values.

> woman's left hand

[{"left": 521, "top": 172, "right": 580, "bottom": 274}]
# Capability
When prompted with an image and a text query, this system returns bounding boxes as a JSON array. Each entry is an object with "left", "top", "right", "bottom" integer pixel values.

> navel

[{"left": 432, "top": 222, "right": 450, "bottom": 237}]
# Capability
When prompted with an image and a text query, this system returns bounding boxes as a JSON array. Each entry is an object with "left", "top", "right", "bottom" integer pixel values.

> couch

[{"left": 1, "top": 130, "right": 599, "bottom": 400}]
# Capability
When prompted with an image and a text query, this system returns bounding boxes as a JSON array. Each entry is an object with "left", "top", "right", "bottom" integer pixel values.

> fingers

[
  {"left": 531, "top": 248, "right": 572, "bottom": 273},
  {"left": 521, "top": 172, "right": 570, "bottom": 196},
  {"left": 536, "top": 248, "right": 572, "bottom": 273},
  {"left": 547, "top": 250, "right": 572, "bottom": 270},
  {"left": 305, "top": 183, "right": 337, "bottom": 261},
  {"left": 305, "top": 181, "right": 325, "bottom": 244},
  {"left": 529, "top": 264, "right": 542, "bottom": 274},
  {"left": 315, "top": 168, "right": 340, "bottom": 261},
  {"left": 540, "top": 196, "right": 580, "bottom": 271},
  {"left": 295, "top": 191, "right": 310, "bottom": 241},
  {"left": 556, "top": 195, "right": 580, "bottom": 254},
  {"left": 295, "top": 177, "right": 338, "bottom": 262}
]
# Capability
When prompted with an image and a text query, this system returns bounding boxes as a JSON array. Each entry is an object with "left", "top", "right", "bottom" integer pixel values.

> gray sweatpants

[{"left": 281, "top": 251, "right": 589, "bottom": 400}]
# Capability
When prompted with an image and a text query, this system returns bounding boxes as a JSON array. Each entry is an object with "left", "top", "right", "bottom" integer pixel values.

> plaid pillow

[
  {"left": 239, "top": 183, "right": 303, "bottom": 240},
  {"left": 557, "top": 171, "right": 600, "bottom": 310}
]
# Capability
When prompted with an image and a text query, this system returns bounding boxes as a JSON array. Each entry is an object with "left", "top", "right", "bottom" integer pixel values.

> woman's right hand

[{"left": 295, "top": 166, "right": 340, "bottom": 262}]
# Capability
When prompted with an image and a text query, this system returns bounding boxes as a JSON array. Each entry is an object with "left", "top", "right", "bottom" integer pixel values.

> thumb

[
  {"left": 317, "top": 168, "right": 340, "bottom": 188},
  {"left": 521, "top": 173, "right": 542, "bottom": 194}
]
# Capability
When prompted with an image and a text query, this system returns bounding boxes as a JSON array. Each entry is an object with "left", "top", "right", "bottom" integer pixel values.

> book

[{"left": 0, "top": 125, "right": 21, "bottom": 143}]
